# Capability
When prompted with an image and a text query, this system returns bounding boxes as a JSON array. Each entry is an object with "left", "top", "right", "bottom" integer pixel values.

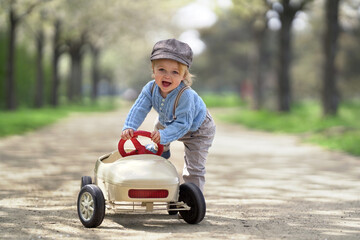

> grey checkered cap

[{"left": 150, "top": 39, "right": 193, "bottom": 68}]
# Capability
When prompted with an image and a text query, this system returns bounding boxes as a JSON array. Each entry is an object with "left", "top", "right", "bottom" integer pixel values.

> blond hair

[{"left": 151, "top": 60, "right": 194, "bottom": 86}]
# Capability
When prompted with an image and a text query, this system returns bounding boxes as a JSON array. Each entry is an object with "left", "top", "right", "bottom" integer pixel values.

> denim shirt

[{"left": 123, "top": 80, "right": 207, "bottom": 145}]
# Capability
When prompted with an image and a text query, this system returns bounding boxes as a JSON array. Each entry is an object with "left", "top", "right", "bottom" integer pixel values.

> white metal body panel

[{"left": 94, "top": 151, "right": 179, "bottom": 202}]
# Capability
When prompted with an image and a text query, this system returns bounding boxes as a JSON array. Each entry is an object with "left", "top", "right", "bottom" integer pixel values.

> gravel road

[{"left": 0, "top": 107, "right": 359, "bottom": 240}]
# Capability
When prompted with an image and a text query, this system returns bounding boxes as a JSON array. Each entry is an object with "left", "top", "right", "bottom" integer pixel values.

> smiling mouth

[{"left": 162, "top": 81, "right": 171, "bottom": 87}]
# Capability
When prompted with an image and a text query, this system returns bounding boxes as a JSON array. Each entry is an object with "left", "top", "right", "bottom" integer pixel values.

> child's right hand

[{"left": 121, "top": 129, "right": 134, "bottom": 140}]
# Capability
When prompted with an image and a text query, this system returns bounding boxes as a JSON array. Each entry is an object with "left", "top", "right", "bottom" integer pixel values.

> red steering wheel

[{"left": 118, "top": 130, "right": 164, "bottom": 157}]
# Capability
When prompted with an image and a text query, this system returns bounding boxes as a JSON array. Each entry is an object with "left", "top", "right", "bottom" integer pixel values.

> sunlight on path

[
  {"left": 0, "top": 108, "right": 359, "bottom": 240},
  {"left": 205, "top": 122, "right": 360, "bottom": 239}
]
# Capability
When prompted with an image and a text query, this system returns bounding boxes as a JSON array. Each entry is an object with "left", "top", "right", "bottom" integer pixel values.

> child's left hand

[{"left": 151, "top": 130, "right": 161, "bottom": 144}]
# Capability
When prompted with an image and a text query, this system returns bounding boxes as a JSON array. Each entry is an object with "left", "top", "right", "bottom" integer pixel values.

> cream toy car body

[{"left": 77, "top": 131, "right": 206, "bottom": 228}]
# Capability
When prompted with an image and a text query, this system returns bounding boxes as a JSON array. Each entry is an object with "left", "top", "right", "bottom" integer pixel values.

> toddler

[{"left": 121, "top": 39, "right": 216, "bottom": 192}]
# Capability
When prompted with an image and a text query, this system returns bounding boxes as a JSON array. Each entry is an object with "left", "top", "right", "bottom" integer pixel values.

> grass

[
  {"left": 2, "top": 93, "right": 359, "bottom": 156},
  {"left": 201, "top": 93, "right": 245, "bottom": 108},
  {"left": 0, "top": 99, "right": 117, "bottom": 138},
  {"left": 215, "top": 100, "right": 360, "bottom": 156},
  {"left": 308, "top": 131, "right": 360, "bottom": 156}
]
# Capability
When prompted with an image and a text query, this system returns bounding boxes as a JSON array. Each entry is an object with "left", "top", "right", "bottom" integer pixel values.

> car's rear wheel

[
  {"left": 77, "top": 184, "right": 105, "bottom": 228},
  {"left": 81, "top": 176, "right": 92, "bottom": 189},
  {"left": 178, "top": 183, "right": 206, "bottom": 224}
]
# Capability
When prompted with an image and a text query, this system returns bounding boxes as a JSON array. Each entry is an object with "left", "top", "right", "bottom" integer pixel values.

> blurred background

[{"left": 0, "top": 0, "right": 359, "bottom": 154}]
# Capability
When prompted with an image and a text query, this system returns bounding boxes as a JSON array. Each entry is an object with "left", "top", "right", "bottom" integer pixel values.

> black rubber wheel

[
  {"left": 77, "top": 184, "right": 105, "bottom": 228},
  {"left": 167, "top": 202, "right": 178, "bottom": 215},
  {"left": 80, "top": 176, "right": 92, "bottom": 189},
  {"left": 178, "top": 183, "right": 206, "bottom": 224}
]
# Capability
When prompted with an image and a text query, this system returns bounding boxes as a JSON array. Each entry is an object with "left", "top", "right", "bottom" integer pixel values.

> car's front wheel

[
  {"left": 77, "top": 184, "right": 105, "bottom": 228},
  {"left": 178, "top": 183, "right": 206, "bottom": 224}
]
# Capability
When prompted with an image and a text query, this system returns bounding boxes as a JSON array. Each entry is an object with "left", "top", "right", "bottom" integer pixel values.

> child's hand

[
  {"left": 151, "top": 130, "right": 161, "bottom": 144},
  {"left": 121, "top": 129, "right": 134, "bottom": 140}
]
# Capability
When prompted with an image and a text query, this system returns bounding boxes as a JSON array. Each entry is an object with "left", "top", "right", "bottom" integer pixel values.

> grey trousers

[{"left": 155, "top": 111, "right": 216, "bottom": 192}]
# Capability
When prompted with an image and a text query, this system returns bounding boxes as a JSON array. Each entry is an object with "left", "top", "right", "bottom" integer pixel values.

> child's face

[{"left": 153, "top": 59, "right": 185, "bottom": 98}]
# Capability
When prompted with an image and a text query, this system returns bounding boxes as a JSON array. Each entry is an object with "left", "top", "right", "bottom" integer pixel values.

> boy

[{"left": 121, "top": 39, "right": 215, "bottom": 192}]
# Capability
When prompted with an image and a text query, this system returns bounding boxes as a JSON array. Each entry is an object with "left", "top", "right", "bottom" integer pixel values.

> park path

[{"left": 0, "top": 106, "right": 359, "bottom": 240}]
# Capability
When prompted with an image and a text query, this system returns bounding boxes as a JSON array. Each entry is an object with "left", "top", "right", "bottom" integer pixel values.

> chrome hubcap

[{"left": 80, "top": 192, "right": 94, "bottom": 221}]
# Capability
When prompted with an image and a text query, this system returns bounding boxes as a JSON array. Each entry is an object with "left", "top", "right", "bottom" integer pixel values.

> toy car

[{"left": 77, "top": 130, "right": 206, "bottom": 228}]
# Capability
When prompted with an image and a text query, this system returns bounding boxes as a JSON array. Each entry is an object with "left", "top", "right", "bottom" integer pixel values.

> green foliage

[
  {"left": 192, "top": 10, "right": 256, "bottom": 92},
  {"left": 338, "top": 26, "right": 360, "bottom": 98},
  {"left": 0, "top": 108, "right": 68, "bottom": 137},
  {"left": 218, "top": 101, "right": 360, "bottom": 155},
  {"left": 201, "top": 93, "right": 245, "bottom": 108},
  {"left": 15, "top": 43, "right": 37, "bottom": 107},
  {"left": 0, "top": 33, "right": 52, "bottom": 109},
  {"left": 308, "top": 131, "right": 360, "bottom": 156},
  {"left": 0, "top": 99, "right": 117, "bottom": 138}
]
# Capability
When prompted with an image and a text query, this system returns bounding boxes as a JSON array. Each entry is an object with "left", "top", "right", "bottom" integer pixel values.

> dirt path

[{"left": 0, "top": 107, "right": 359, "bottom": 240}]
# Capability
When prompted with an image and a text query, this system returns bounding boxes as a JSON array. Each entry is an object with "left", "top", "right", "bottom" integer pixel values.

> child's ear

[
  {"left": 151, "top": 65, "right": 155, "bottom": 78},
  {"left": 151, "top": 68, "right": 155, "bottom": 79},
  {"left": 151, "top": 61, "right": 155, "bottom": 73},
  {"left": 182, "top": 71, "right": 187, "bottom": 79}
]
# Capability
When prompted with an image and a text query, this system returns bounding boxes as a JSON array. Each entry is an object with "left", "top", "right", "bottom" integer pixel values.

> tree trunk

[
  {"left": 322, "top": 0, "right": 340, "bottom": 116},
  {"left": 68, "top": 41, "right": 83, "bottom": 103},
  {"left": 67, "top": 54, "right": 76, "bottom": 102},
  {"left": 277, "top": 1, "right": 295, "bottom": 112},
  {"left": 5, "top": 6, "right": 18, "bottom": 110},
  {"left": 50, "top": 19, "right": 61, "bottom": 107},
  {"left": 91, "top": 46, "right": 100, "bottom": 102},
  {"left": 253, "top": 23, "right": 267, "bottom": 110},
  {"left": 34, "top": 28, "right": 45, "bottom": 108},
  {"left": 276, "top": 0, "right": 312, "bottom": 112},
  {"left": 5, "top": 1, "right": 42, "bottom": 110}
]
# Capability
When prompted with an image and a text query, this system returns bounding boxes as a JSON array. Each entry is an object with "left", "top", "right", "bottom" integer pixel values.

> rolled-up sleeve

[{"left": 122, "top": 82, "right": 153, "bottom": 131}]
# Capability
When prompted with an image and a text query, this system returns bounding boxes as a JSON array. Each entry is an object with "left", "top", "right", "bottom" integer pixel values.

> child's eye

[
  {"left": 172, "top": 71, "right": 179, "bottom": 75},
  {"left": 158, "top": 68, "right": 165, "bottom": 72}
]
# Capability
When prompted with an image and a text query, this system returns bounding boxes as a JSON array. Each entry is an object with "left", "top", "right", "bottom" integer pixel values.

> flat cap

[{"left": 150, "top": 39, "right": 193, "bottom": 68}]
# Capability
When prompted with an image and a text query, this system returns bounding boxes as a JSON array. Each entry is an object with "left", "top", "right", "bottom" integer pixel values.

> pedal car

[{"left": 77, "top": 130, "right": 206, "bottom": 228}]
